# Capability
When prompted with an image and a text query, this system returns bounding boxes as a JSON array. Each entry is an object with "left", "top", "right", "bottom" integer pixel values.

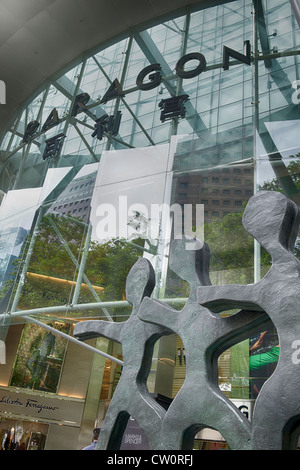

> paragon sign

[{"left": 21, "top": 40, "right": 252, "bottom": 158}]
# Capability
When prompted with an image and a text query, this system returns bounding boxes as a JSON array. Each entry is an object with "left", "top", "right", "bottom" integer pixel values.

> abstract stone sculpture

[
  {"left": 138, "top": 237, "right": 270, "bottom": 450},
  {"left": 197, "top": 190, "right": 300, "bottom": 450},
  {"left": 74, "top": 190, "right": 300, "bottom": 450},
  {"left": 74, "top": 257, "right": 172, "bottom": 450}
]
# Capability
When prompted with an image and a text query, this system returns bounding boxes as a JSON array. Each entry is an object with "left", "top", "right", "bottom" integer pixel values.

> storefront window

[
  {"left": 0, "top": 419, "right": 48, "bottom": 450},
  {"left": 10, "top": 322, "right": 69, "bottom": 393}
]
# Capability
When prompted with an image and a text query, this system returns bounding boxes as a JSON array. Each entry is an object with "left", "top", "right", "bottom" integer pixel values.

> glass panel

[
  {"left": 15, "top": 166, "right": 97, "bottom": 314},
  {"left": 10, "top": 321, "right": 70, "bottom": 392}
]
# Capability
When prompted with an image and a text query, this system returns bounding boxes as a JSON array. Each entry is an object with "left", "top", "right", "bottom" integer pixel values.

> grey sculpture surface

[
  {"left": 73, "top": 190, "right": 299, "bottom": 450},
  {"left": 198, "top": 191, "right": 300, "bottom": 449},
  {"left": 74, "top": 257, "right": 171, "bottom": 450},
  {"left": 138, "top": 237, "right": 270, "bottom": 450}
]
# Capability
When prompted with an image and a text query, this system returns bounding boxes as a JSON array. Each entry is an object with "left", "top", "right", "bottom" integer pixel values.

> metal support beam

[
  {"left": 8, "top": 166, "right": 85, "bottom": 317},
  {"left": 255, "top": 0, "right": 272, "bottom": 68},
  {"left": 252, "top": 0, "right": 300, "bottom": 208},
  {"left": 55, "top": 63, "right": 136, "bottom": 150},
  {"left": 134, "top": 30, "right": 207, "bottom": 136},
  {"left": 254, "top": 0, "right": 295, "bottom": 105},
  {"left": 92, "top": 49, "right": 155, "bottom": 146},
  {"left": 9, "top": 207, "right": 45, "bottom": 315},
  {"left": 291, "top": 0, "right": 300, "bottom": 26},
  {"left": 72, "top": 223, "right": 92, "bottom": 305},
  {"left": 1, "top": 297, "right": 186, "bottom": 323},
  {"left": 47, "top": 216, "right": 113, "bottom": 321},
  {"left": 73, "top": 122, "right": 99, "bottom": 162}
]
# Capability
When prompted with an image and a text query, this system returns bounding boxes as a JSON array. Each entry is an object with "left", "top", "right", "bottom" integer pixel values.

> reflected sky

[{"left": 256, "top": 119, "right": 300, "bottom": 186}]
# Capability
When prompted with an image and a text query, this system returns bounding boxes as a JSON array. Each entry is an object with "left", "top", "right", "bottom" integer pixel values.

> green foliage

[
  {"left": 260, "top": 156, "right": 300, "bottom": 193},
  {"left": 85, "top": 239, "right": 141, "bottom": 301},
  {"left": 28, "top": 214, "right": 85, "bottom": 279},
  {"left": 260, "top": 157, "right": 300, "bottom": 258},
  {"left": 204, "top": 203, "right": 272, "bottom": 285},
  {"left": 205, "top": 207, "right": 255, "bottom": 271},
  {"left": 15, "top": 214, "right": 142, "bottom": 309}
]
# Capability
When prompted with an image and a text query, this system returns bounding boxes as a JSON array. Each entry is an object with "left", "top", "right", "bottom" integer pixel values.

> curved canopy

[{"left": 0, "top": 0, "right": 205, "bottom": 131}]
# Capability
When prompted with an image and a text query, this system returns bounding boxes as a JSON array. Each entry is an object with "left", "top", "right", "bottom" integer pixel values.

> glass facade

[{"left": 0, "top": 0, "right": 300, "bottom": 449}]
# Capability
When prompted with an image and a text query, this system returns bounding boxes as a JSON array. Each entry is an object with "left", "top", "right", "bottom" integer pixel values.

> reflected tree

[{"left": 2, "top": 214, "right": 142, "bottom": 309}]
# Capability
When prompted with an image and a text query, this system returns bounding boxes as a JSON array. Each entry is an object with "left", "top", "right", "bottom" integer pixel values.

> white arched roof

[{"left": 0, "top": 0, "right": 207, "bottom": 131}]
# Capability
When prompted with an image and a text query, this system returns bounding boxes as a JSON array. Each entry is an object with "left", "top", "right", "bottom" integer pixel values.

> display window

[{"left": 0, "top": 418, "right": 48, "bottom": 451}]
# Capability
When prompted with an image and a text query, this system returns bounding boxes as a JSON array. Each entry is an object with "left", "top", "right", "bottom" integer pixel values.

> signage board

[{"left": 0, "top": 387, "right": 84, "bottom": 426}]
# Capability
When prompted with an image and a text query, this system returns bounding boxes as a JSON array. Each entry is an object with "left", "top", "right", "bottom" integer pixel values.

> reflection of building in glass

[
  {"left": 0, "top": 226, "right": 28, "bottom": 287},
  {"left": 0, "top": 226, "right": 28, "bottom": 253},
  {"left": 48, "top": 172, "right": 97, "bottom": 224},
  {"left": 173, "top": 166, "right": 253, "bottom": 223},
  {"left": 172, "top": 133, "right": 254, "bottom": 222}
]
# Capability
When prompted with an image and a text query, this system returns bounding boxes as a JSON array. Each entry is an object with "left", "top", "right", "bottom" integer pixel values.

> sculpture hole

[
  {"left": 282, "top": 416, "right": 300, "bottom": 449},
  {"left": 218, "top": 323, "right": 278, "bottom": 411},
  {"left": 193, "top": 428, "right": 229, "bottom": 450}
]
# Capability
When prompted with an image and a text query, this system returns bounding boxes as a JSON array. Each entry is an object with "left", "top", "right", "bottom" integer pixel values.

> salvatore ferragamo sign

[
  {"left": 0, "top": 395, "right": 59, "bottom": 414},
  {"left": 0, "top": 389, "right": 84, "bottom": 425}
]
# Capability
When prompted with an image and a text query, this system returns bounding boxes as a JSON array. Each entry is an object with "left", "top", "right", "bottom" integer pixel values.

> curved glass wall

[{"left": 0, "top": 0, "right": 299, "bottom": 414}]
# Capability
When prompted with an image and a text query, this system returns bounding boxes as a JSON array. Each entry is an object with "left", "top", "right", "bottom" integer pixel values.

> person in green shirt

[{"left": 249, "top": 331, "right": 279, "bottom": 371}]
